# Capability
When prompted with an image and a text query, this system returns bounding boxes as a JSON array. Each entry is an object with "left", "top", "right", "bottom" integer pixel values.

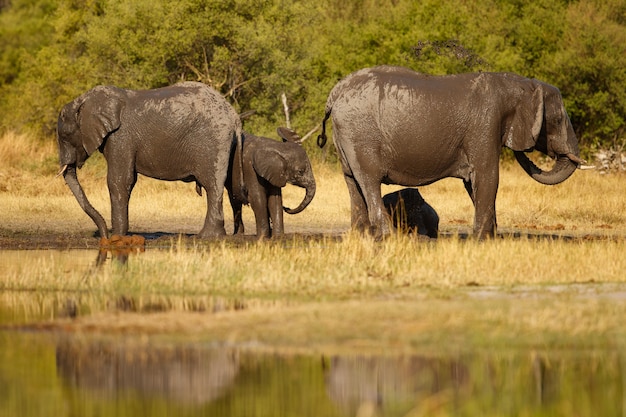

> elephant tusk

[
  {"left": 565, "top": 153, "right": 595, "bottom": 170},
  {"left": 578, "top": 164, "right": 596, "bottom": 170},
  {"left": 55, "top": 164, "right": 68, "bottom": 178}
]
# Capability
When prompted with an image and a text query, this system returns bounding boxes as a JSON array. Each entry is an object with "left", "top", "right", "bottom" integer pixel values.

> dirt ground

[
  {"left": 0, "top": 227, "right": 619, "bottom": 251},
  {"left": 0, "top": 228, "right": 346, "bottom": 250}
]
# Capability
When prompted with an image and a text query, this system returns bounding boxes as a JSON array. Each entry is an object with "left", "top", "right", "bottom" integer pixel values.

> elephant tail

[
  {"left": 317, "top": 106, "right": 331, "bottom": 148},
  {"left": 234, "top": 122, "right": 247, "bottom": 201}
]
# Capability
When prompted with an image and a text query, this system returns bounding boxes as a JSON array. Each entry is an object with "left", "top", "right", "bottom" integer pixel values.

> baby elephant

[
  {"left": 382, "top": 188, "right": 439, "bottom": 238},
  {"left": 225, "top": 127, "right": 316, "bottom": 238}
]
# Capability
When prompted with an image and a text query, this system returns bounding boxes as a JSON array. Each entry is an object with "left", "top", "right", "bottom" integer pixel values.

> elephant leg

[
  {"left": 356, "top": 175, "right": 390, "bottom": 239},
  {"left": 108, "top": 167, "right": 137, "bottom": 236},
  {"left": 344, "top": 174, "right": 370, "bottom": 232},
  {"left": 197, "top": 174, "right": 226, "bottom": 238},
  {"left": 229, "top": 193, "right": 245, "bottom": 235},
  {"left": 248, "top": 187, "right": 271, "bottom": 239},
  {"left": 467, "top": 169, "right": 498, "bottom": 239},
  {"left": 267, "top": 188, "right": 284, "bottom": 237}
]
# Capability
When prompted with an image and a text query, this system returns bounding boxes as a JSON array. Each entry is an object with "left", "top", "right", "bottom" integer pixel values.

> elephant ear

[
  {"left": 253, "top": 147, "right": 288, "bottom": 187},
  {"left": 503, "top": 81, "right": 544, "bottom": 152},
  {"left": 277, "top": 127, "right": 302, "bottom": 144},
  {"left": 78, "top": 86, "right": 124, "bottom": 156}
]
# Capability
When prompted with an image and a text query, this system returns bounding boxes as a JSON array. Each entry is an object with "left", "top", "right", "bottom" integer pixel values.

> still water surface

[
  {"left": 1, "top": 330, "right": 624, "bottom": 417},
  {"left": 1, "top": 249, "right": 625, "bottom": 416}
]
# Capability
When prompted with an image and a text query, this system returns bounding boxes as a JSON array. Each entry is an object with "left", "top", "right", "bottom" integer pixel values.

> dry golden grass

[
  {"left": 2, "top": 132, "right": 626, "bottom": 352},
  {"left": 2, "top": 131, "right": 625, "bottom": 237}
]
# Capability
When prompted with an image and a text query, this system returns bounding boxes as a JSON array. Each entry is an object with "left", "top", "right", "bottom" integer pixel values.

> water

[
  {"left": 1, "top": 330, "right": 624, "bottom": 417},
  {"left": 1, "top": 249, "right": 625, "bottom": 416}
]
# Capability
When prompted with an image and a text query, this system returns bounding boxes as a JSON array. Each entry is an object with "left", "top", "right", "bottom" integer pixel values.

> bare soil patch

[{"left": 1, "top": 227, "right": 622, "bottom": 251}]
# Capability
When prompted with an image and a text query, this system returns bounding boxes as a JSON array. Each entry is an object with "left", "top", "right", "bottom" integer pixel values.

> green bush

[{"left": 1, "top": 0, "right": 624, "bottom": 156}]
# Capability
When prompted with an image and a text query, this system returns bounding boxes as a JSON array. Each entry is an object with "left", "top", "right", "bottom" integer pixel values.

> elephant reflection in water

[
  {"left": 324, "top": 355, "right": 467, "bottom": 416},
  {"left": 56, "top": 338, "right": 239, "bottom": 404}
]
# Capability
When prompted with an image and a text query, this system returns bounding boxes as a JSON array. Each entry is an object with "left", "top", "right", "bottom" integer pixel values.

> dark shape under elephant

[
  {"left": 318, "top": 65, "right": 584, "bottom": 239},
  {"left": 382, "top": 188, "right": 439, "bottom": 238}
]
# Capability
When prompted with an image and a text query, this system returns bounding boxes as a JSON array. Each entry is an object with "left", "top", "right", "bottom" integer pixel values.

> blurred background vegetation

[{"left": 0, "top": 0, "right": 624, "bottom": 158}]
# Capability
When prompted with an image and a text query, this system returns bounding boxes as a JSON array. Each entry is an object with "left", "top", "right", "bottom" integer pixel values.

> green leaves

[{"left": 0, "top": 0, "right": 624, "bottom": 151}]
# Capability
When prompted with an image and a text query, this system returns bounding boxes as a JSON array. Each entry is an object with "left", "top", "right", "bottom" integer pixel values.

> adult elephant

[
  {"left": 317, "top": 65, "right": 584, "bottom": 239},
  {"left": 225, "top": 127, "right": 316, "bottom": 238},
  {"left": 57, "top": 81, "right": 243, "bottom": 239}
]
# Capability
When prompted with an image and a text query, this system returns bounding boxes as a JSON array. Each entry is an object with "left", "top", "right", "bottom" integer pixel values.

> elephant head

[
  {"left": 56, "top": 86, "right": 125, "bottom": 238},
  {"left": 252, "top": 127, "right": 316, "bottom": 214},
  {"left": 504, "top": 79, "right": 584, "bottom": 185}
]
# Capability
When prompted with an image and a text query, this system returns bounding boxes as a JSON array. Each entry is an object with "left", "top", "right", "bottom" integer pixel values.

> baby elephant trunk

[{"left": 284, "top": 180, "right": 316, "bottom": 215}]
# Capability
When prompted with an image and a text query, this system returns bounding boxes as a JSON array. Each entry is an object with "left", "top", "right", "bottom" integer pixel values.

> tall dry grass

[
  {"left": 1, "top": 130, "right": 625, "bottom": 296},
  {"left": 1, "top": 131, "right": 625, "bottom": 236},
  {"left": 2, "top": 238, "right": 626, "bottom": 353},
  {"left": 2, "top": 131, "right": 626, "bottom": 350}
]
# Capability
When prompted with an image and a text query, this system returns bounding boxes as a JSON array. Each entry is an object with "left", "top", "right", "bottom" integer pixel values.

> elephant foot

[
  {"left": 370, "top": 221, "right": 392, "bottom": 242},
  {"left": 373, "top": 230, "right": 392, "bottom": 242},
  {"left": 472, "top": 228, "right": 496, "bottom": 240},
  {"left": 255, "top": 231, "right": 272, "bottom": 240},
  {"left": 197, "top": 228, "right": 226, "bottom": 239}
]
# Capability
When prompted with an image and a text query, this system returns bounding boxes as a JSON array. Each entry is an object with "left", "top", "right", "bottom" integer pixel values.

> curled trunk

[
  {"left": 284, "top": 182, "right": 316, "bottom": 215},
  {"left": 63, "top": 165, "right": 109, "bottom": 238},
  {"left": 514, "top": 151, "right": 578, "bottom": 186}
]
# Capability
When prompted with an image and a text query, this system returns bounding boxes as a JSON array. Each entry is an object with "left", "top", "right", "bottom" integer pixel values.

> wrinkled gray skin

[
  {"left": 382, "top": 188, "right": 439, "bottom": 238},
  {"left": 318, "top": 66, "right": 583, "bottom": 239},
  {"left": 57, "top": 82, "right": 243, "bottom": 239},
  {"left": 223, "top": 127, "right": 316, "bottom": 238}
]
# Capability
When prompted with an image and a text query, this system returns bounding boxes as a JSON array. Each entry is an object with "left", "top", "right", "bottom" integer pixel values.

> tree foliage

[{"left": 1, "top": 0, "right": 624, "bottom": 155}]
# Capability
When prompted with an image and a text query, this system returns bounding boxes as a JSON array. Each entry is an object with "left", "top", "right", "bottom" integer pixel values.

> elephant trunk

[
  {"left": 284, "top": 181, "right": 316, "bottom": 215},
  {"left": 62, "top": 164, "right": 109, "bottom": 238},
  {"left": 514, "top": 151, "right": 580, "bottom": 185}
]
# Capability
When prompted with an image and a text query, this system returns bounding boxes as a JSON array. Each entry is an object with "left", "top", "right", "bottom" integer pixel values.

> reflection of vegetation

[
  {"left": 1, "top": 332, "right": 625, "bottom": 417},
  {"left": 0, "top": 0, "right": 624, "bottom": 152}
]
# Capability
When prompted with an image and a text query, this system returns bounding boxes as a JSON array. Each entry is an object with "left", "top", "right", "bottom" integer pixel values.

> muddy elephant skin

[
  {"left": 225, "top": 127, "right": 316, "bottom": 238},
  {"left": 383, "top": 188, "right": 439, "bottom": 238},
  {"left": 318, "top": 66, "right": 583, "bottom": 239},
  {"left": 57, "top": 82, "right": 243, "bottom": 239}
]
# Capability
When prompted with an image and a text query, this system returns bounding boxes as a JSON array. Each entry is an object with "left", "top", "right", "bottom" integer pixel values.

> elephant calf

[
  {"left": 382, "top": 188, "right": 439, "bottom": 238},
  {"left": 223, "top": 127, "right": 316, "bottom": 238}
]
